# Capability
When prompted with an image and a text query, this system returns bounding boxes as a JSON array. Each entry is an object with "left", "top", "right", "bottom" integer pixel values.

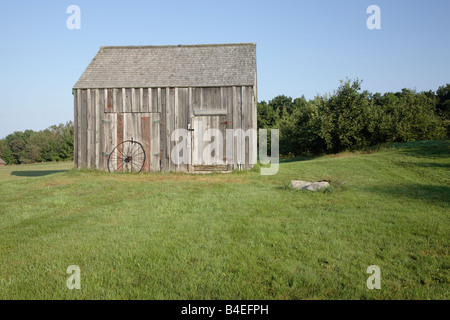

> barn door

[
  {"left": 104, "top": 112, "right": 160, "bottom": 172},
  {"left": 191, "top": 115, "right": 230, "bottom": 172}
]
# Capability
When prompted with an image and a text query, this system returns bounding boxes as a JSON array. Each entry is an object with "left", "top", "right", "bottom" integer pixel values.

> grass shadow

[
  {"left": 279, "top": 155, "right": 319, "bottom": 164},
  {"left": 363, "top": 183, "right": 450, "bottom": 206},
  {"left": 10, "top": 170, "right": 68, "bottom": 177},
  {"left": 412, "top": 162, "right": 450, "bottom": 169},
  {"left": 391, "top": 140, "right": 450, "bottom": 159}
]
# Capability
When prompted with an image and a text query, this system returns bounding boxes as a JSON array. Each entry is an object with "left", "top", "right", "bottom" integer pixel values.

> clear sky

[{"left": 0, "top": 0, "right": 449, "bottom": 139}]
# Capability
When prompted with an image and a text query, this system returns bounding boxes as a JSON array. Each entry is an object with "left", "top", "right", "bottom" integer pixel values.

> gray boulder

[{"left": 290, "top": 180, "right": 330, "bottom": 191}]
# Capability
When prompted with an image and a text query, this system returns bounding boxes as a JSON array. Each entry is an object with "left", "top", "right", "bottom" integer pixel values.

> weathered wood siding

[{"left": 73, "top": 85, "right": 256, "bottom": 172}]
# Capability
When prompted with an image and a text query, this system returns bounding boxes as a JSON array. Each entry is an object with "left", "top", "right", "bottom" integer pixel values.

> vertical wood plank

[
  {"left": 89, "top": 89, "right": 96, "bottom": 168},
  {"left": 155, "top": 88, "right": 160, "bottom": 113},
  {"left": 122, "top": 88, "right": 126, "bottom": 113},
  {"left": 95, "top": 89, "right": 101, "bottom": 169},
  {"left": 133, "top": 112, "right": 140, "bottom": 146},
  {"left": 73, "top": 90, "right": 78, "bottom": 168},
  {"left": 202, "top": 87, "right": 210, "bottom": 109},
  {"left": 104, "top": 112, "right": 117, "bottom": 171},
  {"left": 80, "top": 89, "right": 87, "bottom": 168},
  {"left": 244, "top": 86, "right": 252, "bottom": 168},
  {"left": 112, "top": 113, "right": 118, "bottom": 171},
  {"left": 112, "top": 88, "right": 116, "bottom": 113},
  {"left": 86, "top": 89, "right": 91, "bottom": 168},
  {"left": 107, "top": 89, "right": 113, "bottom": 112},
  {"left": 192, "top": 116, "right": 201, "bottom": 166},
  {"left": 174, "top": 87, "right": 179, "bottom": 172},
  {"left": 140, "top": 88, "right": 144, "bottom": 112},
  {"left": 127, "top": 111, "right": 134, "bottom": 141},
  {"left": 132, "top": 88, "right": 141, "bottom": 113},
  {"left": 125, "top": 88, "right": 132, "bottom": 112},
  {"left": 166, "top": 88, "right": 174, "bottom": 171},
  {"left": 232, "top": 86, "right": 239, "bottom": 169},
  {"left": 214, "top": 87, "right": 221, "bottom": 108},
  {"left": 115, "top": 88, "right": 122, "bottom": 113},
  {"left": 192, "top": 87, "right": 201, "bottom": 111},
  {"left": 141, "top": 116, "right": 150, "bottom": 172},
  {"left": 242, "top": 86, "right": 247, "bottom": 168},
  {"left": 116, "top": 113, "right": 124, "bottom": 171},
  {"left": 99, "top": 89, "right": 107, "bottom": 170},
  {"left": 251, "top": 86, "right": 257, "bottom": 168},
  {"left": 159, "top": 88, "right": 167, "bottom": 172},
  {"left": 102, "top": 113, "right": 110, "bottom": 170},
  {"left": 142, "top": 88, "right": 149, "bottom": 113},
  {"left": 102, "top": 114, "right": 109, "bottom": 170},
  {"left": 178, "top": 88, "right": 188, "bottom": 172},
  {"left": 224, "top": 87, "right": 233, "bottom": 168},
  {"left": 151, "top": 113, "right": 161, "bottom": 172},
  {"left": 188, "top": 87, "right": 193, "bottom": 172}
]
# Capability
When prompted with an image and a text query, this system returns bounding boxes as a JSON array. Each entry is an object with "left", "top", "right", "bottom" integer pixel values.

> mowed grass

[{"left": 0, "top": 140, "right": 448, "bottom": 299}]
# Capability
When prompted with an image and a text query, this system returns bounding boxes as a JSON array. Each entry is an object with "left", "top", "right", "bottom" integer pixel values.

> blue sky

[{"left": 0, "top": 0, "right": 449, "bottom": 139}]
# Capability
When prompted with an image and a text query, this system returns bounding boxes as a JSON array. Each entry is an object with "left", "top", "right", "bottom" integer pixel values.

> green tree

[
  {"left": 436, "top": 84, "right": 450, "bottom": 135},
  {"left": 319, "top": 79, "right": 372, "bottom": 153},
  {"left": 268, "top": 95, "right": 294, "bottom": 118},
  {"left": 257, "top": 101, "right": 279, "bottom": 129},
  {"left": 0, "top": 139, "right": 14, "bottom": 164}
]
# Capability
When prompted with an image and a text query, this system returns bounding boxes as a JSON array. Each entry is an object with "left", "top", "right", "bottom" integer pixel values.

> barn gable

[{"left": 73, "top": 43, "right": 257, "bottom": 173}]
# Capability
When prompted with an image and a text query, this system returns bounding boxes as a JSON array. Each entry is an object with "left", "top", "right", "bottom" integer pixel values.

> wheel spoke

[{"left": 117, "top": 161, "right": 125, "bottom": 172}]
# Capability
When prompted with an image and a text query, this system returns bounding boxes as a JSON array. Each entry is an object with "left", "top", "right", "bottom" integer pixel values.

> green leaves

[
  {"left": 257, "top": 79, "right": 448, "bottom": 157},
  {"left": 0, "top": 122, "right": 74, "bottom": 165}
]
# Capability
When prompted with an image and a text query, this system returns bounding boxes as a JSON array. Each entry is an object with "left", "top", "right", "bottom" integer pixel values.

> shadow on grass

[
  {"left": 391, "top": 140, "right": 450, "bottom": 159},
  {"left": 279, "top": 155, "right": 319, "bottom": 164},
  {"left": 10, "top": 170, "right": 68, "bottom": 177},
  {"left": 412, "top": 162, "right": 450, "bottom": 169},
  {"left": 363, "top": 183, "right": 450, "bottom": 205},
  {"left": 393, "top": 161, "right": 450, "bottom": 169}
]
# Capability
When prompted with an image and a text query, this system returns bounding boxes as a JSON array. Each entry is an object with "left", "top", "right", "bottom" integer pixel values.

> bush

[{"left": 258, "top": 79, "right": 448, "bottom": 156}]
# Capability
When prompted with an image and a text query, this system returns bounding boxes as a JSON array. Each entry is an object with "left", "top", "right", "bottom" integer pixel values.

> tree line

[
  {"left": 258, "top": 79, "right": 449, "bottom": 156},
  {"left": 0, "top": 79, "right": 448, "bottom": 165},
  {"left": 0, "top": 122, "right": 74, "bottom": 165}
]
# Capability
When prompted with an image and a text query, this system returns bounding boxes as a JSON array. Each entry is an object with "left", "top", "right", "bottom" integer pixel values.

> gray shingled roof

[{"left": 74, "top": 43, "right": 256, "bottom": 89}]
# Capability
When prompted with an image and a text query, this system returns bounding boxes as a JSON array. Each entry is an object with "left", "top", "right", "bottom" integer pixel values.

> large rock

[{"left": 290, "top": 180, "right": 330, "bottom": 191}]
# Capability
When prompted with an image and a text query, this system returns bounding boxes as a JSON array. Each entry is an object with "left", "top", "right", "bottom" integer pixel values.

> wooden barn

[
  {"left": 0, "top": 158, "right": 5, "bottom": 167},
  {"left": 73, "top": 43, "right": 257, "bottom": 173}
]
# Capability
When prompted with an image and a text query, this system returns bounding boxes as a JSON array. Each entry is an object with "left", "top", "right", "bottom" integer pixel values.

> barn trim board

[{"left": 73, "top": 43, "right": 257, "bottom": 173}]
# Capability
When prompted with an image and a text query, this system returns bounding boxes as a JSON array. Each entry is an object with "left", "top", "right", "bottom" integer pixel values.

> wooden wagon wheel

[{"left": 107, "top": 139, "right": 146, "bottom": 173}]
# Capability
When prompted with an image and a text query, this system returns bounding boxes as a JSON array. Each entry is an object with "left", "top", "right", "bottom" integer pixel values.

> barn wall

[{"left": 74, "top": 85, "right": 256, "bottom": 172}]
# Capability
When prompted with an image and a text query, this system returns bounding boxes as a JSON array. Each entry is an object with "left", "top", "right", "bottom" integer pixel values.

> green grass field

[{"left": 0, "top": 140, "right": 448, "bottom": 299}]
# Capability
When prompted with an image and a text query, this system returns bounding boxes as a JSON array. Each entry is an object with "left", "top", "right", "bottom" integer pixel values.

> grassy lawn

[{"left": 0, "top": 141, "right": 448, "bottom": 299}]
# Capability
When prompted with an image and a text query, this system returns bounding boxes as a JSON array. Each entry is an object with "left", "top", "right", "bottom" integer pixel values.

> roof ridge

[{"left": 99, "top": 43, "right": 256, "bottom": 50}]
